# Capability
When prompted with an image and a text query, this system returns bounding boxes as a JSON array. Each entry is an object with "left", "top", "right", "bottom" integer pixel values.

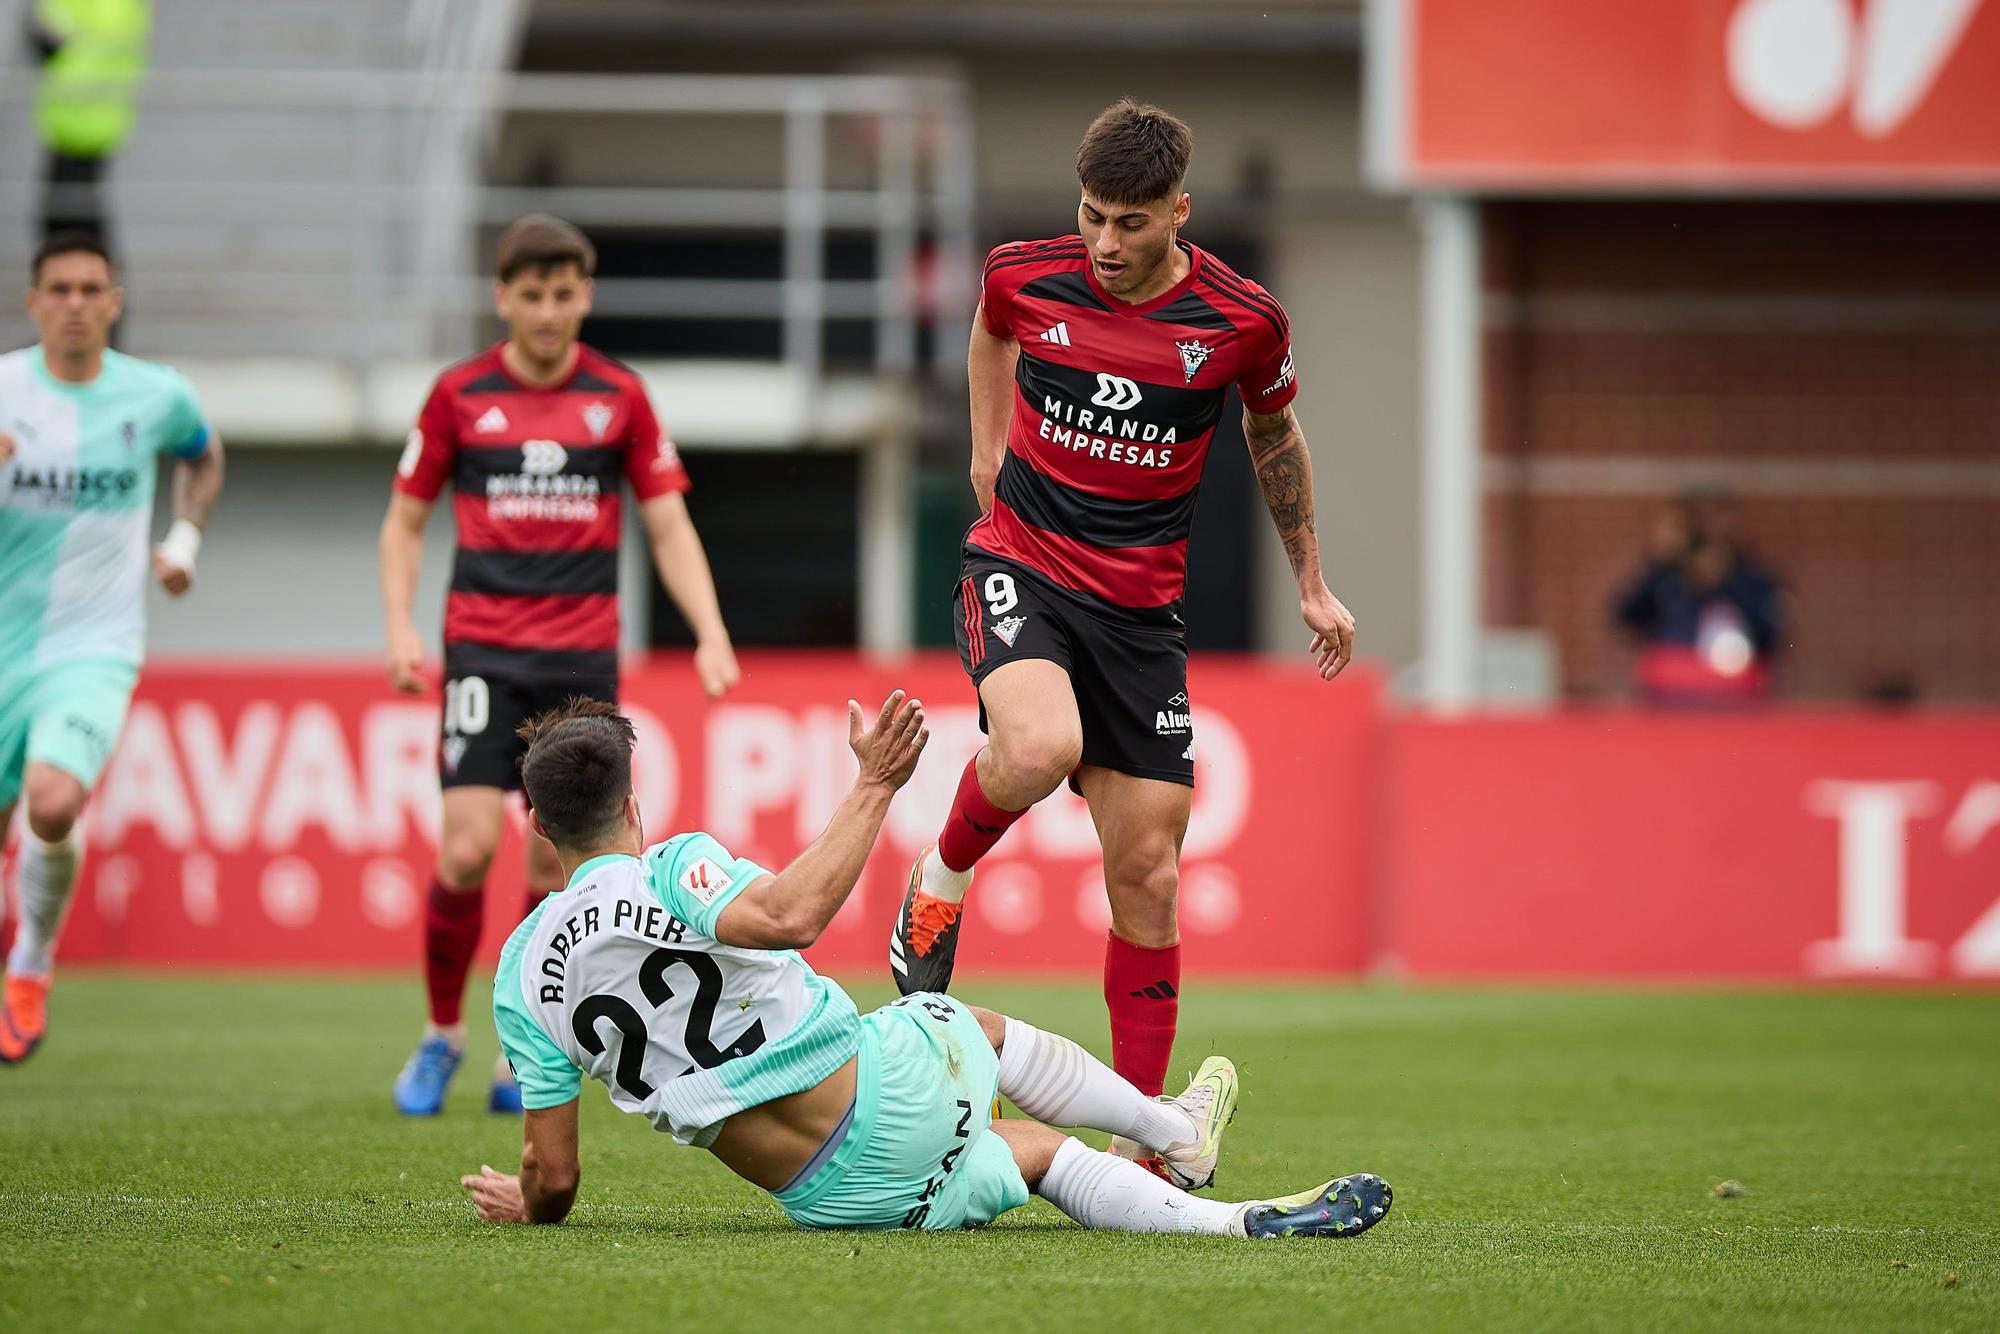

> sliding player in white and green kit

[
  {"left": 457, "top": 693, "right": 1393, "bottom": 1239},
  {"left": 0, "top": 231, "right": 224, "bottom": 1063}
]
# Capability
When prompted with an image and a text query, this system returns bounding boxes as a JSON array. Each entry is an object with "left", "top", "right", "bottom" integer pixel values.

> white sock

[
  {"left": 8, "top": 830, "right": 82, "bottom": 977},
  {"left": 998, "top": 1017, "right": 1196, "bottom": 1151},
  {"left": 918, "top": 847, "right": 973, "bottom": 904},
  {"left": 1038, "top": 1136, "right": 1243, "bottom": 1236}
]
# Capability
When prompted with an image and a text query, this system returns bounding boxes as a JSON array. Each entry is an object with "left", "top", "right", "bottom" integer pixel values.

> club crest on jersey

[
  {"left": 679, "top": 857, "right": 731, "bottom": 906},
  {"left": 583, "top": 402, "right": 614, "bottom": 440},
  {"left": 1175, "top": 339, "right": 1213, "bottom": 385},
  {"left": 991, "top": 614, "right": 1026, "bottom": 648}
]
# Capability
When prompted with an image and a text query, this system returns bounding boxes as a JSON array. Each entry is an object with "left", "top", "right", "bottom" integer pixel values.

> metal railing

[{"left": 0, "top": 64, "right": 976, "bottom": 392}]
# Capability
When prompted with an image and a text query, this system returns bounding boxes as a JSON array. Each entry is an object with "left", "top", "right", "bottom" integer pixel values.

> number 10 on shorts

[{"left": 443, "top": 676, "right": 489, "bottom": 736}]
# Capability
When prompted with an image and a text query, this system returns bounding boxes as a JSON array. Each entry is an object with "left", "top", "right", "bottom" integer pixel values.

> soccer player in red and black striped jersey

[
  {"left": 891, "top": 101, "right": 1357, "bottom": 1174},
  {"left": 379, "top": 215, "right": 739, "bottom": 1116}
]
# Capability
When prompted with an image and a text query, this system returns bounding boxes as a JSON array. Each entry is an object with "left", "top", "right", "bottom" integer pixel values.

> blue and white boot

[
  {"left": 393, "top": 1033, "right": 464, "bottom": 1116},
  {"left": 1239, "top": 1172, "right": 1393, "bottom": 1240}
]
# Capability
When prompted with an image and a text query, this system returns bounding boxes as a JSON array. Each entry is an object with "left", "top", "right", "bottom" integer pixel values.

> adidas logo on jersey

[
  {"left": 1038, "top": 322, "right": 1072, "bottom": 347},
  {"left": 474, "top": 406, "right": 509, "bottom": 433}
]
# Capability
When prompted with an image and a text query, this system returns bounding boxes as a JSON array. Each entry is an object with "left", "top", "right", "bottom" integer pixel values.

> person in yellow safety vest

[{"left": 31, "top": 0, "right": 153, "bottom": 249}]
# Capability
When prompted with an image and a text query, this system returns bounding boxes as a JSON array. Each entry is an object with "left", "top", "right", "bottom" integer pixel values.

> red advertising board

[
  {"left": 27, "top": 659, "right": 2000, "bottom": 984},
  {"left": 41, "top": 654, "right": 1381, "bottom": 979},
  {"left": 1371, "top": 0, "right": 2000, "bottom": 188},
  {"left": 1385, "top": 713, "right": 2000, "bottom": 982}
]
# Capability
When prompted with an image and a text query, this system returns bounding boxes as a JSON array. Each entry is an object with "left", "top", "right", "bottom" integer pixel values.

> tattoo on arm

[{"left": 1244, "top": 408, "right": 1317, "bottom": 577}]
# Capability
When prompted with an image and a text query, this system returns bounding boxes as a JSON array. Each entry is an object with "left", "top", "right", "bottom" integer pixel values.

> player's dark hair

[
  {"left": 1076, "top": 98, "right": 1193, "bottom": 206},
  {"left": 518, "top": 698, "right": 636, "bottom": 849},
  {"left": 32, "top": 229, "right": 115, "bottom": 284},
  {"left": 495, "top": 213, "right": 597, "bottom": 283}
]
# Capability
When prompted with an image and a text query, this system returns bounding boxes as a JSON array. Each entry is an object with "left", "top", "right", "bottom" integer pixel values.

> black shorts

[
  {"left": 952, "top": 549, "right": 1192, "bottom": 787},
  {"left": 438, "top": 643, "right": 619, "bottom": 790}
]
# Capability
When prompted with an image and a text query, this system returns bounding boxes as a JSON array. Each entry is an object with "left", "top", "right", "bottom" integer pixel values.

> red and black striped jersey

[
  {"left": 392, "top": 343, "right": 689, "bottom": 670},
  {"left": 967, "top": 235, "right": 1297, "bottom": 616}
]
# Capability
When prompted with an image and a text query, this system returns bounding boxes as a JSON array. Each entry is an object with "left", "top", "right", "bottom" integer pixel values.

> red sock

[
  {"left": 1103, "top": 932, "right": 1181, "bottom": 1097},
  {"left": 424, "top": 877, "right": 484, "bottom": 1028},
  {"left": 935, "top": 754, "right": 1030, "bottom": 873}
]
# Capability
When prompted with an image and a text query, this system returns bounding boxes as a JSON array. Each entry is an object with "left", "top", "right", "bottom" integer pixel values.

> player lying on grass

[{"left": 458, "top": 695, "right": 1392, "bottom": 1238}]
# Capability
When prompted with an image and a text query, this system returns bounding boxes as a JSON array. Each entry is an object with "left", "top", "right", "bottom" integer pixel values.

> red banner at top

[{"left": 1371, "top": 0, "right": 2000, "bottom": 189}]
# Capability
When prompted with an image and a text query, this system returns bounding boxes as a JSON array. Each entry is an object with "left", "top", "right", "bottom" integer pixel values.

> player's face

[
  {"left": 1078, "top": 190, "right": 1191, "bottom": 297},
  {"left": 494, "top": 263, "right": 593, "bottom": 367},
  {"left": 25, "top": 252, "right": 122, "bottom": 357}
]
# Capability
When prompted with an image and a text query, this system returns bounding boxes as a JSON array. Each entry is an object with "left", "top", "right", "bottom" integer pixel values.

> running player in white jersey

[
  {"left": 458, "top": 695, "right": 1393, "bottom": 1239},
  {"left": 0, "top": 231, "right": 224, "bottom": 1062}
]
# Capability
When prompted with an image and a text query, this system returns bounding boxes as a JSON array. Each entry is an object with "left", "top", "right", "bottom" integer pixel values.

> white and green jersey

[
  {"left": 494, "top": 833, "right": 862, "bottom": 1147},
  {"left": 0, "top": 346, "right": 210, "bottom": 670}
]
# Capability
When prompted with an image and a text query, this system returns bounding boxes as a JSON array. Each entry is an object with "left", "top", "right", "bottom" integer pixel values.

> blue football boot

[
  {"left": 393, "top": 1034, "right": 464, "bottom": 1116},
  {"left": 1240, "top": 1172, "right": 1393, "bottom": 1240}
]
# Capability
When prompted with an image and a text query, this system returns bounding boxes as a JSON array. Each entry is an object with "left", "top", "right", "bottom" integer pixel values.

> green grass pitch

[{"left": 1, "top": 975, "right": 1994, "bottom": 1332}]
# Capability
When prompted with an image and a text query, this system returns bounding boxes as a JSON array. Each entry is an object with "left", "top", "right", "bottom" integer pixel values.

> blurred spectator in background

[
  {"left": 30, "top": 0, "right": 151, "bottom": 252},
  {"left": 1612, "top": 487, "right": 1787, "bottom": 707}
]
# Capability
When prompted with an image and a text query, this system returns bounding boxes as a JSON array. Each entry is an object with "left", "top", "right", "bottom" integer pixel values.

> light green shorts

[
  {"left": 0, "top": 657, "right": 140, "bottom": 808},
  {"left": 775, "top": 993, "right": 1030, "bottom": 1231}
]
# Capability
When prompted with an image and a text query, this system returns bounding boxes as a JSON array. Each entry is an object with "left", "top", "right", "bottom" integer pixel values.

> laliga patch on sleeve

[{"left": 678, "top": 857, "right": 731, "bottom": 906}]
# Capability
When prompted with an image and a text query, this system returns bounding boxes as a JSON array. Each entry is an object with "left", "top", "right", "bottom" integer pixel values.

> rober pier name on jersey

[{"left": 535, "top": 898, "right": 690, "bottom": 1003}]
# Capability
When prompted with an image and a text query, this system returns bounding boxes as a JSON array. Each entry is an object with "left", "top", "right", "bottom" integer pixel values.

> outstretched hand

[{"left": 848, "top": 690, "right": 929, "bottom": 791}]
